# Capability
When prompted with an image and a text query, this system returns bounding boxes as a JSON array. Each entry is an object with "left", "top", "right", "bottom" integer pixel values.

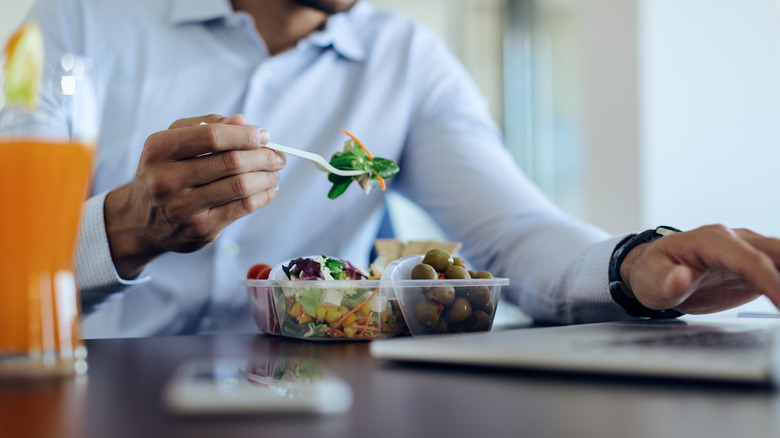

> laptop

[{"left": 370, "top": 319, "right": 780, "bottom": 385}]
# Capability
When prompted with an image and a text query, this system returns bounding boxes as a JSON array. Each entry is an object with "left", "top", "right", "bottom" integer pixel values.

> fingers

[
  {"left": 207, "top": 186, "right": 280, "bottom": 226},
  {"left": 190, "top": 170, "right": 281, "bottom": 211},
  {"left": 733, "top": 229, "right": 780, "bottom": 268},
  {"left": 124, "top": 114, "right": 285, "bottom": 260},
  {"left": 148, "top": 114, "right": 269, "bottom": 161},
  {"left": 145, "top": 122, "right": 270, "bottom": 160},
  {"left": 632, "top": 225, "right": 780, "bottom": 311},
  {"left": 682, "top": 226, "right": 780, "bottom": 307},
  {"left": 177, "top": 147, "right": 286, "bottom": 188}
]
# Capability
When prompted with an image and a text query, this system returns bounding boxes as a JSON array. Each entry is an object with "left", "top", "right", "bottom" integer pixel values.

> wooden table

[{"left": 1, "top": 331, "right": 779, "bottom": 438}]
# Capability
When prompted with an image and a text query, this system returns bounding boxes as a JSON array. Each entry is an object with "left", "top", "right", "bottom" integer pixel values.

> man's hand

[
  {"left": 620, "top": 225, "right": 780, "bottom": 314},
  {"left": 104, "top": 114, "right": 286, "bottom": 279}
]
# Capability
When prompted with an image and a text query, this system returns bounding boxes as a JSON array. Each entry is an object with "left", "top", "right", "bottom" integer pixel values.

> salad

[
  {"left": 275, "top": 256, "right": 406, "bottom": 339},
  {"left": 326, "top": 129, "right": 400, "bottom": 199}
]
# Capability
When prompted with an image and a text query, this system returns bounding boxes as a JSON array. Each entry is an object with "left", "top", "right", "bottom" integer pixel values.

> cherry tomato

[{"left": 247, "top": 263, "right": 272, "bottom": 280}]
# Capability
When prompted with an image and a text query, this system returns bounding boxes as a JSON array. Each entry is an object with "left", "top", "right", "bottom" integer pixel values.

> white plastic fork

[
  {"left": 264, "top": 142, "right": 368, "bottom": 177},
  {"left": 198, "top": 122, "right": 366, "bottom": 177}
]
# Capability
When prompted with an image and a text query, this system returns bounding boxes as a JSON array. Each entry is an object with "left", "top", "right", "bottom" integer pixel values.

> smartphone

[{"left": 163, "top": 357, "right": 353, "bottom": 415}]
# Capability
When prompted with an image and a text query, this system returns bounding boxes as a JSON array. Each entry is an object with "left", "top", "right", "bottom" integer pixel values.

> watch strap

[{"left": 608, "top": 226, "right": 684, "bottom": 319}]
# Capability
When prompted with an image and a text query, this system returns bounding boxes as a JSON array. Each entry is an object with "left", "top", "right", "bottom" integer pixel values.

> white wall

[
  {"left": 578, "top": 0, "right": 641, "bottom": 234},
  {"left": 639, "top": 0, "right": 780, "bottom": 235},
  {"left": 575, "top": 0, "right": 780, "bottom": 238}
]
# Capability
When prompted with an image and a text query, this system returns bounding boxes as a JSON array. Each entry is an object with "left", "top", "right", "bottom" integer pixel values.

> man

[{"left": 14, "top": 0, "right": 780, "bottom": 337}]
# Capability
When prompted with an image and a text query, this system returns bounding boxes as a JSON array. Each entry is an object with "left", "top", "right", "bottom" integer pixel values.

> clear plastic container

[
  {"left": 384, "top": 255, "right": 509, "bottom": 336},
  {"left": 245, "top": 279, "right": 408, "bottom": 340},
  {"left": 244, "top": 255, "right": 509, "bottom": 340}
]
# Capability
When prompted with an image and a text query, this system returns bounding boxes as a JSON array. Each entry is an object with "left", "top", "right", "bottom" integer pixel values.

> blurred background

[{"left": 4, "top": 0, "right": 780, "bottom": 240}]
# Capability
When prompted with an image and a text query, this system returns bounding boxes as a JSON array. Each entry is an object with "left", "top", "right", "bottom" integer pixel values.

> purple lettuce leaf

[
  {"left": 282, "top": 258, "right": 323, "bottom": 280},
  {"left": 343, "top": 260, "right": 367, "bottom": 280}
]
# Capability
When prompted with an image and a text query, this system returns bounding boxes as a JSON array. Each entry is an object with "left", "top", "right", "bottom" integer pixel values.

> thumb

[
  {"left": 662, "top": 265, "right": 695, "bottom": 301},
  {"left": 629, "top": 249, "right": 694, "bottom": 309},
  {"left": 225, "top": 114, "right": 247, "bottom": 125}
]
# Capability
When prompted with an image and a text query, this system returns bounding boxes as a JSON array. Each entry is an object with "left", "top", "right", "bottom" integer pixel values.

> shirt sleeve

[
  {"left": 75, "top": 191, "right": 150, "bottom": 313},
  {"left": 395, "top": 27, "right": 637, "bottom": 324}
]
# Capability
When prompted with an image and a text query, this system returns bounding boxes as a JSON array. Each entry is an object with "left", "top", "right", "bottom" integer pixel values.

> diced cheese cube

[
  {"left": 368, "top": 293, "right": 386, "bottom": 313},
  {"left": 320, "top": 289, "right": 343, "bottom": 307}
]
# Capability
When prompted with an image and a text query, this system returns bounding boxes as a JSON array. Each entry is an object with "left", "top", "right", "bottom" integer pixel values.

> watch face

[{"left": 655, "top": 226, "right": 681, "bottom": 236}]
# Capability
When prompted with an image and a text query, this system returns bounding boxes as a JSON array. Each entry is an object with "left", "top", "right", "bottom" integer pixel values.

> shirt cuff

[
  {"left": 562, "top": 233, "right": 641, "bottom": 323},
  {"left": 75, "top": 190, "right": 150, "bottom": 309}
]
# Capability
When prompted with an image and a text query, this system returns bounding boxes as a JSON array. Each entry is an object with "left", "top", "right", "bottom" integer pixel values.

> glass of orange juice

[{"left": 0, "top": 28, "right": 97, "bottom": 378}]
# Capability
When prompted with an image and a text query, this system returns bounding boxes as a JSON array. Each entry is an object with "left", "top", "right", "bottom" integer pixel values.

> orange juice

[{"left": 0, "top": 138, "right": 93, "bottom": 376}]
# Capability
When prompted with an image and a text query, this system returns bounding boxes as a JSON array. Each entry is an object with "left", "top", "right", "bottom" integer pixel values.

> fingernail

[
  {"left": 258, "top": 129, "right": 270, "bottom": 145},
  {"left": 274, "top": 185, "right": 280, "bottom": 193}
]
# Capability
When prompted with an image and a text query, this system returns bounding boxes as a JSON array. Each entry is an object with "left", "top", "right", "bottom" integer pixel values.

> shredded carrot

[
  {"left": 335, "top": 288, "right": 378, "bottom": 326},
  {"left": 341, "top": 129, "right": 389, "bottom": 191},
  {"left": 341, "top": 128, "right": 373, "bottom": 160},
  {"left": 355, "top": 311, "right": 371, "bottom": 327},
  {"left": 327, "top": 327, "right": 346, "bottom": 337}
]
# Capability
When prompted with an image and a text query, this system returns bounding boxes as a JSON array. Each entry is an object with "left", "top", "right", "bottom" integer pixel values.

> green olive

[
  {"left": 426, "top": 286, "right": 455, "bottom": 306},
  {"left": 468, "top": 270, "right": 477, "bottom": 278},
  {"left": 474, "top": 270, "right": 493, "bottom": 279},
  {"left": 428, "top": 317, "right": 449, "bottom": 334},
  {"left": 452, "top": 257, "right": 465, "bottom": 268},
  {"left": 422, "top": 249, "right": 453, "bottom": 272},
  {"left": 466, "top": 310, "right": 491, "bottom": 332},
  {"left": 444, "top": 265, "right": 470, "bottom": 280},
  {"left": 446, "top": 297, "right": 472, "bottom": 323},
  {"left": 411, "top": 263, "right": 437, "bottom": 280},
  {"left": 464, "top": 286, "right": 491, "bottom": 309},
  {"left": 414, "top": 300, "right": 441, "bottom": 326}
]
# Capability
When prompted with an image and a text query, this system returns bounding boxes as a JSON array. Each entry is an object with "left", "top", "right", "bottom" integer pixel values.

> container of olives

[{"left": 383, "top": 250, "right": 509, "bottom": 336}]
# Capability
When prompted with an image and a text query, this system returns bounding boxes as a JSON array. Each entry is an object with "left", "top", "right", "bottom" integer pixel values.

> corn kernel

[
  {"left": 343, "top": 326, "right": 358, "bottom": 337},
  {"left": 342, "top": 313, "right": 357, "bottom": 327},
  {"left": 316, "top": 305, "right": 326, "bottom": 321},
  {"left": 326, "top": 310, "right": 342, "bottom": 324},
  {"left": 300, "top": 313, "right": 312, "bottom": 323},
  {"left": 290, "top": 302, "right": 302, "bottom": 318}
]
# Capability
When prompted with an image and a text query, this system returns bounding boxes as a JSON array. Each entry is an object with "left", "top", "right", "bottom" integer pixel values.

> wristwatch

[{"left": 608, "top": 226, "right": 685, "bottom": 318}]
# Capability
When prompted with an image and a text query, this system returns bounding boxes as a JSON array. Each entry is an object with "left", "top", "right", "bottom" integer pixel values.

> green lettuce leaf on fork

[{"left": 327, "top": 129, "right": 400, "bottom": 199}]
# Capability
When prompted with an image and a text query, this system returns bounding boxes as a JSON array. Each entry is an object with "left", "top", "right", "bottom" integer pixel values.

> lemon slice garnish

[{"left": 2, "top": 21, "right": 44, "bottom": 110}]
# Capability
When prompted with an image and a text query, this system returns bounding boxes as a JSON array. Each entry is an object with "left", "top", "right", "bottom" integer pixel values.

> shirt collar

[
  {"left": 169, "top": 0, "right": 366, "bottom": 62},
  {"left": 306, "top": 9, "right": 366, "bottom": 62},
  {"left": 169, "top": 0, "right": 233, "bottom": 26}
]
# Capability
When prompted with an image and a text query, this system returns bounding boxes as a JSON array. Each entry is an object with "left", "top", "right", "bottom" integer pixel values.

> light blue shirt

[{"left": 20, "top": 0, "right": 632, "bottom": 337}]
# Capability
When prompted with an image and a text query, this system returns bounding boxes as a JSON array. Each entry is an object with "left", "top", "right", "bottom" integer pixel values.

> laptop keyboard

[{"left": 613, "top": 329, "right": 773, "bottom": 350}]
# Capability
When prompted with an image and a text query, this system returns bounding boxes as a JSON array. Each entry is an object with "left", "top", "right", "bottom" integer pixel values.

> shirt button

[{"left": 224, "top": 241, "right": 240, "bottom": 257}]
